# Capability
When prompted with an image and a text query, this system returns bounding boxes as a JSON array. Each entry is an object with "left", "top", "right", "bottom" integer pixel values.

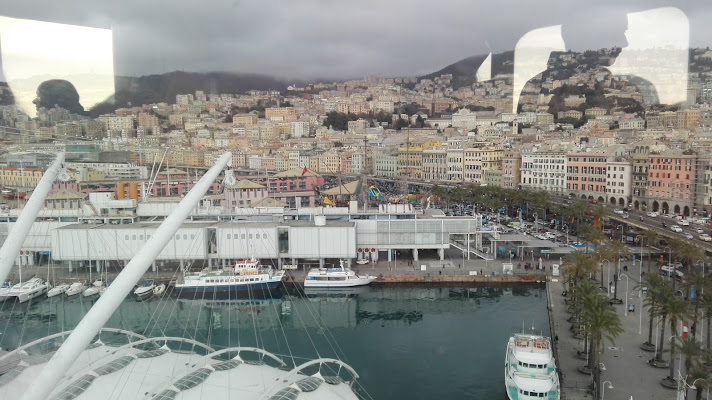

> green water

[{"left": 0, "top": 284, "right": 549, "bottom": 399}]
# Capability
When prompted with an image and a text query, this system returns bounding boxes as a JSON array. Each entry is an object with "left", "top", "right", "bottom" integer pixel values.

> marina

[{"left": 0, "top": 284, "right": 549, "bottom": 399}]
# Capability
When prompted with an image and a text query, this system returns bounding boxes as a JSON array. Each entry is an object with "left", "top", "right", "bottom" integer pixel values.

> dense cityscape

[{"left": 3, "top": 13, "right": 712, "bottom": 400}]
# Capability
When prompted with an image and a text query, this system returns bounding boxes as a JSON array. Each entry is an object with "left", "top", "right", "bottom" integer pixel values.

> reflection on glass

[
  {"left": 607, "top": 7, "right": 689, "bottom": 105},
  {"left": 512, "top": 25, "right": 566, "bottom": 113},
  {"left": 0, "top": 16, "right": 115, "bottom": 117}
]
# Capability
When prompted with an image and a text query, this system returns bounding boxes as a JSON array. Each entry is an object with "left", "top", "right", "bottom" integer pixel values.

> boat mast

[
  {"left": 21, "top": 152, "right": 233, "bottom": 400},
  {"left": 0, "top": 153, "right": 64, "bottom": 285}
]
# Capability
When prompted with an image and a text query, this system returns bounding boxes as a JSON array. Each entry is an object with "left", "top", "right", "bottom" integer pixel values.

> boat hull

[
  {"left": 13, "top": 286, "right": 49, "bottom": 303},
  {"left": 174, "top": 279, "right": 282, "bottom": 294},
  {"left": 304, "top": 277, "right": 376, "bottom": 288}
]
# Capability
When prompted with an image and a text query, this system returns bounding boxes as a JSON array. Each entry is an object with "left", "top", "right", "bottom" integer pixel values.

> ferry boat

[
  {"left": 504, "top": 333, "right": 560, "bottom": 400},
  {"left": 304, "top": 260, "right": 376, "bottom": 288},
  {"left": 174, "top": 257, "right": 285, "bottom": 294}
]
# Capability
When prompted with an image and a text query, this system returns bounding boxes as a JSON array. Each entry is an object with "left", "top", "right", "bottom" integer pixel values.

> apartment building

[
  {"left": 606, "top": 157, "right": 632, "bottom": 206},
  {"left": 566, "top": 152, "right": 608, "bottom": 201},
  {"left": 502, "top": 150, "right": 522, "bottom": 190},
  {"left": 422, "top": 148, "right": 448, "bottom": 181},
  {"left": 648, "top": 151, "right": 696, "bottom": 215},
  {"left": 631, "top": 154, "right": 650, "bottom": 211},
  {"left": 520, "top": 150, "right": 567, "bottom": 194}
]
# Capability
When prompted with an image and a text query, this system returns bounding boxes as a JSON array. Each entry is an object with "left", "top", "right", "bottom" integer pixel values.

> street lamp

[
  {"left": 602, "top": 381, "right": 614, "bottom": 399},
  {"left": 620, "top": 273, "right": 630, "bottom": 316},
  {"left": 563, "top": 224, "right": 569, "bottom": 246},
  {"left": 601, "top": 259, "right": 612, "bottom": 296}
]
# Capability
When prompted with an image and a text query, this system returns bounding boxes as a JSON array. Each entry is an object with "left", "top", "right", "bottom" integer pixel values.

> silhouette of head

[{"left": 33, "top": 79, "right": 86, "bottom": 115}]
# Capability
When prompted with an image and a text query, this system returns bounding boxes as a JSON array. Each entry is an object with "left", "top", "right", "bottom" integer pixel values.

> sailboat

[
  {"left": 83, "top": 262, "right": 105, "bottom": 297},
  {"left": 47, "top": 261, "right": 69, "bottom": 297}
]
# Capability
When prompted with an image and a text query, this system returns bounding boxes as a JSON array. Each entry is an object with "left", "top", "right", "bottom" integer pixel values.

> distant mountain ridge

[
  {"left": 113, "top": 71, "right": 294, "bottom": 106},
  {"left": 419, "top": 51, "right": 514, "bottom": 89}
]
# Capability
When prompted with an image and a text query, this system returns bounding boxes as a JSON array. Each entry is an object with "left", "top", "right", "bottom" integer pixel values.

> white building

[
  {"left": 447, "top": 148, "right": 464, "bottom": 182},
  {"left": 619, "top": 118, "right": 646, "bottom": 130},
  {"left": 451, "top": 109, "right": 478, "bottom": 130},
  {"left": 291, "top": 121, "right": 309, "bottom": 138},
  {"left": 248, "top": 155, "right": 262, "bottom": 170},
  {"left": 606, "top": 158, "right": 632, "bottom": 205},
  {"left": 520, "top": 150, "right": 567, "bottom": 193}
]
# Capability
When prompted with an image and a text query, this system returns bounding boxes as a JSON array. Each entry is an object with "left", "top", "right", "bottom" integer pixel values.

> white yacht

[
  {"left": 134, "top": 279, "right": 156, "bottom": 299},
  {"left": 2, "top": 277, "right": 50, "bottom": 303},
  {"left": 505, "top": 333, "right": 560, "bottom": 400},
  {"left": 47, "top": 283, "right": 70, "bottom": 298},
  {"left": 82, "top": 280, "right": 104, "bottom": 297},
  {"left": 304, "top": 260, "right": 376, "bottom": 288},
  {"left": 65, "top": 282, "right": 87, "bottom": 297}
]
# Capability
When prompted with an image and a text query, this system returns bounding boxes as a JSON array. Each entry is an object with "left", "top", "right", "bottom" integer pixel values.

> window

[{"left": 132, "top": 235, "right": 136, "bottom": 240}]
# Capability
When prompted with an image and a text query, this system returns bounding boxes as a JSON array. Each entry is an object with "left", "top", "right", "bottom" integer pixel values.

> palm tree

[
  {"left": 687, "top": 366, "right": 712, "bottom": 400},
  {"left": 642, "top": 229, "right": 658, "bottom": 274},
  {"left": 671, "top": 336, "right": 702, "bottom": 376},
  {"left": 636, "top": 273, "right": 667, "bottom": 349},
  {"left": 569, "top": 279, "right": 600, "bottom": 352},
  {"left": 582, "top": 293, "right": 623, "bottom": 399},
  {"left": 670, "top": 237, "right": 705, "bottom": 278},
  {"left": 662, "top": 293, "right": 692, "bottom": 385},
  {"left": 563, "top": 250, "right": 598, "bottom": 289},
  {"left": 653, "top": 284, "right": 675, "bottom": 363},
  {"left": 567, "top": 200, "right": 589, "bottom": 230}
]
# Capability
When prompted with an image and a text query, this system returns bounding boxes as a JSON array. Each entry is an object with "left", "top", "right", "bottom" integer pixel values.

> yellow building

[
  {"left": 233, "top": 114, "right": 258, "bottom": 126},
  {"left": 0, "top": 167, "right": 45, "bottom": 188},
  {"left": 265, "top": 107, "right": 296, "bottom": 120},
  {"left": 397, "top": 139, "right": 441, "bottom": 179}
]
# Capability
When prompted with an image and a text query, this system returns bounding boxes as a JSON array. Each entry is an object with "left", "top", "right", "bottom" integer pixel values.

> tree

[
  {"left": 652, "top": 284, "right": 675, "bottom": 363},
  {"left": 642, "top": 229, "right": 658, "bottom": 274},
  {"left": 658, "top": 290, "right": 691, "bottom": 384},
  {"left": 671, "top": 336, "right": 702, "bottom": 377},
  {"left": 636, "top": 273, "right": 667, "bottom": 349},
  {"left": 582, "top": 294, "right": 623, "bottom": 399},
  {"left": 686, "top": 367, "right": 711, "bottom": 400}
]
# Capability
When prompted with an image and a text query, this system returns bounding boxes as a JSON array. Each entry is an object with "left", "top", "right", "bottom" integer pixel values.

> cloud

[{"left": 0, "top": 0, "right": 709, "bottom": 80}]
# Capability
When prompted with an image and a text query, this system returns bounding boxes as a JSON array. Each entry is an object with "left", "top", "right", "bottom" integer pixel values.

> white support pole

[
  {"left": 0, "top": 153, "right": 64, "bottom": 285},
  {"left": 21, "top": 152, "right": 232, "bottom": 400}
]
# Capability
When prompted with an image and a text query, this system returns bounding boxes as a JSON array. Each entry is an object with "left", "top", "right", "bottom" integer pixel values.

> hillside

[{"left": 420, "top": 51, "right": 514, "bottom": 89}]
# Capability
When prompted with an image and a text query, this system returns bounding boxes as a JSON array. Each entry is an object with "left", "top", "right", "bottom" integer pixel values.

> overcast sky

[{"left": 0, "top": 0, "right": 710, "bottom": 81}]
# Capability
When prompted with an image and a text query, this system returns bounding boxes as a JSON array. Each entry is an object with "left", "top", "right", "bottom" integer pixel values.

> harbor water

[{"left": 0, "top": 284, "right": 549, "bottom": 399}]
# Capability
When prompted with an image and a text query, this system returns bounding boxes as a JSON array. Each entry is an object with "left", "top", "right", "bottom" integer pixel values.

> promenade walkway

[{"left": 548, "top": 268, "right": 683, "bottom": 400}]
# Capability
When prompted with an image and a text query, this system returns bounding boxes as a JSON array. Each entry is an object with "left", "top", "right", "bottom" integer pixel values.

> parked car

[
  {"left": 684, "top": 232, "right": 694, "bottom": 240},
  {"left": 696, "top": 228, "right": 705, "bottom": 234},
  {"left": 679, "top": 220, "right": 690, "bottom": 226},
  {"left": 671, "top": 225, "right": 683, "bottom": 232},
  {"left": 700, "top": 234, "right": 712, "bottom": 242}
]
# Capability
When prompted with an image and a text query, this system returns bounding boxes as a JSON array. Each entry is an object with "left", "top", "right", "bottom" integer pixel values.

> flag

[{"left": 301, "top": 166, "right": 308, "bottom": 176}]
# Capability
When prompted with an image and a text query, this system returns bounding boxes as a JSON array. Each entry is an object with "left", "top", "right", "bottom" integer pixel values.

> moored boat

[
  {"left": 174, "top": 257, "right": 284, "bottom": 294},
  {"left": 65, "top": 282, "right": 87, "bottom": 297},
  {"left": 82, "top": 280, "right": 104, "bottom": 297},
  {"left": 134, "top": 279, "right": 155, "bottom": 299},
  {"left": 153, "top": 283, "right": 166, "bottom": 297},
  {"left": 504, "top": 333, "right": 560, "bottom": 400},
  {"left": 47, "top": 283, "right": 70, "bottom": 298},
  {"left": 304, "top": 260, "right": 376, "bottom": 288},
  {"left": 3, "top": 277, "right": 49, "bottom": 303}
]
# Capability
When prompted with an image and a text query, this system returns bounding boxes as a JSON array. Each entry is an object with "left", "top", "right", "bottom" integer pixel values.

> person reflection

[
  {"left": 509, "top": 7, "right": 688, "bottom": 111},
  {"left": 32, "top": 79, "right": 87, "bottom": 116}
]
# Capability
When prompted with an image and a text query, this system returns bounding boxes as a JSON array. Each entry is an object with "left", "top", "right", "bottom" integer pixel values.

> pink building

[
  {"left": 566, "top": 152, "right": 608, "bottom": 202},
  {"left": 225, "top": 179, "right": 268, "bottom": 208},
  {"left": 648, "top": 152, "right": 696, "bottom": 215}
]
